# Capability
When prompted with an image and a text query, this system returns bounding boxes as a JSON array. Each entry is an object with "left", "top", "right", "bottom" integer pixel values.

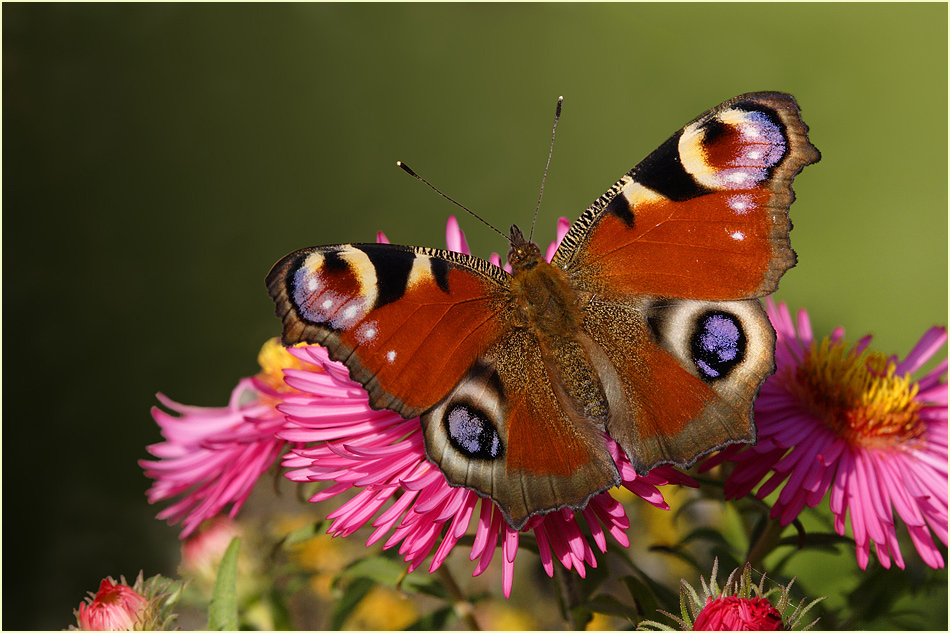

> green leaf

[
  {"left": 621, "top": 574, "right": 659, "bottom": 619},
  {"left": 776, "top": 531, "right": 852, "bottom": 549},
  {"left": 582, "top": 593, "right": 641, "bottom": 621},
  {"left": 266, "top": 587, "right": 294, "bottom": 631},
  {"left": 279, "top": 521, "right": 327, "bottom": 549},
  {"left": 404, "top": 606, "right": 456, "bottom": 630},
  {"left": 208, "top": 537, "right": 240, "bottom": 631},
  {"left": 604, "top": 542, "right": 679, "bottom": 609},
  {"left": 678, "top": 527, "right": 734, "bottom": 549},
  {"left": 331, "top": 576, "right": 376, "bottom": 630},
  {"left": 338, "top": 555, "right": 406, "bottom": 585},
  {"left": 575, "top": 559, "right": 612, "bottom": 600},
  {"left": 336, "top": 555, "right": 447, "bottom": 599},
  {"left": 646, "top": 544, "right": 702, "bottom": 574},
  {"left": 403, "top": 575, "right": 449, "bottom": 600}
]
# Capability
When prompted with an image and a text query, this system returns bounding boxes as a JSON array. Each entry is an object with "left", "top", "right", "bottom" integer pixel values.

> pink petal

[
  {"left": 896, "top": 327, "right": 948, "bottom": 375},
  {"left": 445, "top": 216, "right": 470, "bottom": 254}
]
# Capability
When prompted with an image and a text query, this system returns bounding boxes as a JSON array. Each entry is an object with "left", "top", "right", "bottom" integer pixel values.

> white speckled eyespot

[{"left": 446, "top": 404, "right": 502, "bottom": 459}]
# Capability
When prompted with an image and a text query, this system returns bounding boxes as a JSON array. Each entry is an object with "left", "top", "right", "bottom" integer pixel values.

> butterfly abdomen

[{"left": 509, "top": 250, "right": 584, "bottom": 332}]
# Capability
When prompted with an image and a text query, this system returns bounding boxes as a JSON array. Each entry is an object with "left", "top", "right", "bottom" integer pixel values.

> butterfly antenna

[
  {"left": 396, "top": 161, "right": 508, "bottom": 241},
  {"left": 528, "top": 95, "right": 563, "bottom": 243}
]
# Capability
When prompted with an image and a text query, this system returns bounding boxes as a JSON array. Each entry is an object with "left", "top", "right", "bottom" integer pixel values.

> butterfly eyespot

[
  {"left": 445, "top": 404, "right": 504, "bottom": 460},
  {"left": 691, "top": 310, "right": 747, "bottom": 381}
]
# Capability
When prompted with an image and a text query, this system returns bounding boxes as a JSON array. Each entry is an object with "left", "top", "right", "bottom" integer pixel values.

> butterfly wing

[
  {"left": 553, "top": 92, "right": 819, "bottom": 472},
  {"left": 419, "top": 328, "right": 621, "bottom": 530},
  {"left": 266, "top": 243, "right": 512, "bottom": 418},
  {"left": 267, "top": 242, "right": 621, "bottom": 529}
]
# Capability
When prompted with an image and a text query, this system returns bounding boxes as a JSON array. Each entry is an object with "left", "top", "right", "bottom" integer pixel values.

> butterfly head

[{"left": 507, "top": 225, "right": 543, "bottom": 272}]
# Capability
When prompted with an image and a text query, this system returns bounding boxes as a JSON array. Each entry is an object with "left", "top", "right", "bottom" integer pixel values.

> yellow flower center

[
  {"left": 256, "top": 338, "right": 319, "bottom": 394},
  {"left": 780, "top": 337, "right": 924, "bottom": 448}
]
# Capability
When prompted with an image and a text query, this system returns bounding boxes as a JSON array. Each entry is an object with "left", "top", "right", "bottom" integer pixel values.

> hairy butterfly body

[{"left": 267, "top": 92, "right": 820, "bottom": 530}]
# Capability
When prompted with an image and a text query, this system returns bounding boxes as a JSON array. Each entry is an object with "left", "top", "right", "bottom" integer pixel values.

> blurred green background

[{"left": 4, "top": 3, "right": 946, "bottom": 629}]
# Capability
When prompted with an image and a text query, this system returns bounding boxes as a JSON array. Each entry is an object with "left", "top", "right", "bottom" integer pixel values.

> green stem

[
  {"left": 552, "top": 562, "right": 587, "bottom": 630},
  {"left": 746, "top": 517, "right": 785, "bottom": 570},
  {"left": 436, "top": 565, "right": 481, "bottom": 631}
]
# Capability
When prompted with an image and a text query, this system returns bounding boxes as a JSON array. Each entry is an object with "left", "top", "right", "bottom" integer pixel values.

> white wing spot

[
  {"left": 730, "top": 230, "right": 746, "bottom": 241},
  {"left": 742, "top": 125, "right": 762, "bottom": 139},
  {"left": 386, "top": 350, "right": 397, "bottom": 363},
  {"left": 307, "top": 277, "right": 320, "bottom": 292},
  {"left": 321, "top": 298, "right": 334, "bottom": 310},
  {"left": 728, "top": 194, "right": 755, "bottom": 214},
  {"left": 355, "top": 321, "right": 379, "bottom": 344}
]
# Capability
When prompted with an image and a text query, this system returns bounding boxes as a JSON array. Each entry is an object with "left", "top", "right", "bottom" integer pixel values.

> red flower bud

[
  {"left": 693, "top": 595, "right": 783, "bottom": 631},
  {"left": 76, "top": 578, "right": 149, "bottom": 631}
]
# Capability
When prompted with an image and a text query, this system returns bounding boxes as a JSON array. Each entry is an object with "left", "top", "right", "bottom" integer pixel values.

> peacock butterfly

[{"left": 266, "top": 92, "right": 820, "bottom": 530}]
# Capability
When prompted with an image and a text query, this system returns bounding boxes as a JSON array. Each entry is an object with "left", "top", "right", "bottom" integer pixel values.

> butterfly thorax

[{"left": 507, "top": 224, "right": 583, "bottom": 335}]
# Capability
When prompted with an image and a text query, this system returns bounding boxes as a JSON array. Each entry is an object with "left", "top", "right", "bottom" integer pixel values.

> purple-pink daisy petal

[{"left": 141, "top": 374, "right": 292, "bottom": 537}]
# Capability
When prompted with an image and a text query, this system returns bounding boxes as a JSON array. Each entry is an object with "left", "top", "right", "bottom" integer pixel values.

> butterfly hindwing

[
  {"left": 420, "top": 329, "right": 621, "bottom": 530},
  {"left": 582, "top": 297, "right": 776, "bottom": 472}
]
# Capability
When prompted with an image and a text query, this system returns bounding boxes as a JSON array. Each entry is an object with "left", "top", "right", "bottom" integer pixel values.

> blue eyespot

[
  {"left": 446, "top": 404, "right": 503, "bottom": 460},
  {"left": 691, "top": 311, "right": 746, "bottom": 380}
]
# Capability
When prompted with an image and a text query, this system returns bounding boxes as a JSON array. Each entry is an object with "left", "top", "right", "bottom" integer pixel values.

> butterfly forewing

[
  {"left": 266, "top": 243, "right": 512, "bottom": 417},
  {"left": 554, "top": 92, "right": 819, "bottom": 300}
]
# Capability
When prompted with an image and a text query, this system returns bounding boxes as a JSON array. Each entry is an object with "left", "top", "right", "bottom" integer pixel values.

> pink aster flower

[
  {"left": 702, "top": 299, "right": 948, "bottom": 570},
  {"left": 140, "top": 342, "right": 311, "bottom": 537},
  {"left": 278, "top": 216, "right": 697, "bottom": 597}
]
